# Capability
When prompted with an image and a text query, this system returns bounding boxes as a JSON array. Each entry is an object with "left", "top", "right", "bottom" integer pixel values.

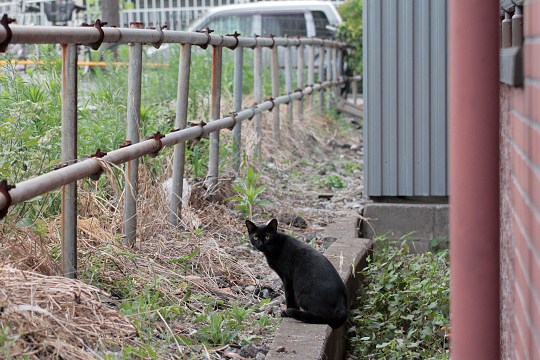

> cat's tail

[{"left": 284, "top": 308, "right": 347, "bottom": 330}]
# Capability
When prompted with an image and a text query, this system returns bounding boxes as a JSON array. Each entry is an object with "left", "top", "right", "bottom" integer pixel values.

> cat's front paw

[{"left": 280, "top": 310, "right": 289, "bottom": 318}]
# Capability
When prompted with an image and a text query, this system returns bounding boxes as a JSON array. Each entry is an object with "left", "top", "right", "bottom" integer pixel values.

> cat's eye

[
  {"left": 253, "top": 235, "right": 258, "bottom": 240},
  {"left": 265, "top": 235, "right": 270, "bottom": 240}
]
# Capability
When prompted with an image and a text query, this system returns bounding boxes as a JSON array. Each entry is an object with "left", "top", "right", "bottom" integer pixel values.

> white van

[{"left": 187, "top": 1, "right": 342, "bottom": 39}]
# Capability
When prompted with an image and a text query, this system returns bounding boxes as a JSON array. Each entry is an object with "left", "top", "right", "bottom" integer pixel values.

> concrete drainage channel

[
  {"left": 266, "top": 214, "right": 372, "bottom": 360},
  {"left": 264, "top": 203, "right": 449, "bottom": 359}
]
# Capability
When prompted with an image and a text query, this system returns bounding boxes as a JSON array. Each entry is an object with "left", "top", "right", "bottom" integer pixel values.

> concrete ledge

[
  {"left": 360, "top": 203, "right": 449, "bottom": 252},
  {"left": 266, "top": 214, "right": 372, "bottom": 360}
]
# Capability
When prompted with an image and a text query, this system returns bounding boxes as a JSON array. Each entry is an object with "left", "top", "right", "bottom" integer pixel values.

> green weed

[
  {"left": 323, "top": 174, "right": 345, "bottom": 189},
  {"left": 348, "top": 240, "right": 450, "bottom": 359},
  {"left": 228, "top": 167, "right": 271, "bottom": 220}
]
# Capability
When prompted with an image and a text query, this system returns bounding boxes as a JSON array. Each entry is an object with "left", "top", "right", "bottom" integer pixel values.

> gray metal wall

[{"left": 363, "top": 0, "right": 448, "bottom": 197}]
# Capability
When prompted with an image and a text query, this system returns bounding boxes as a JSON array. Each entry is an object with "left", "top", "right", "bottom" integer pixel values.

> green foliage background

[{"left": 338, "top": 0, "right": 363, "bottom": 75}]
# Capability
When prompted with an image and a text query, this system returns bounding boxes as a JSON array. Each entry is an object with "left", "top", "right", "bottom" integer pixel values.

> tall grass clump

[
  {"left": 0, "top": 47, "right": 64, "bottom": 222},
  {"left": 348, "top": 240, "right": 450, "bottom": 359}
]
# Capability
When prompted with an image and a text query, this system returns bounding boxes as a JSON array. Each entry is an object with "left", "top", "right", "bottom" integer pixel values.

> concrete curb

[{"left": 266, "top": 215, "right": 372, "bottom": 360}]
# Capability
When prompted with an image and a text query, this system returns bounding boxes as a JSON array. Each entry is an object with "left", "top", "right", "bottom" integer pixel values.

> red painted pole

[{"left": 449, "top": 0, "right": 500, "bottom": 358}]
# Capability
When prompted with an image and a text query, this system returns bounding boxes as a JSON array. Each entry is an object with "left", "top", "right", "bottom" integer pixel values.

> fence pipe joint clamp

[
  {"left": 0, "top": 14, "right": 15, "bottom": 53},
  {"left": 146, "top": 132, "right": 165, "bottom": 157},
  {"left": 0, "top": 180, "right": 15, "bottom": 220},
  {"left": 269, "top": 34, "right": 276, "bottom": 49},
  {"left": 151, "top": 23, "right": 167, "bottom": 49},
  {"left": 250, "top": 34, "right": 260, "bottom": 49},
  {"left": 190, "top": 121, "right": 207, "bottom": 140},
  {"left": 119, "top": 140, "right": 132, "bottom": 148},
  {"left": 225, "top": 31, "right": 240, "bottom": 50},
  {"left": 248, "top": 102, "right": 258, "bottom": 120},
  {"left": 265, "top": 97, "right": 275, "bottom": 111},
  {"left": 89, "top": 148, "right": 107, "bottom": 180},
  {"left": 196, "top": 27, "right": 213, "bottom": 49},
  {"left": 82, "top": 19, "right": 107, "bottom": 50},
  {"left": 228, "top": 112, "right": 238, "bottom": 130}
]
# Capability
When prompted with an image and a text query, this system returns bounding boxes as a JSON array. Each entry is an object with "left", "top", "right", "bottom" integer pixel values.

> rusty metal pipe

[
  {"left": 61, "top": 43, "right": 78, "bottom": 279},
  {"left": 296, "top": 44, "right": 304, "bottom": 121},
  {"left": 449, "top": 0, "right": 500, "bottom": 358},
  {"left": 169, "top": 43, "right": 191, "bottom": 225},
  {"left": 325, "top": 46, "right": 332, "bottom": 110},
  {"left": 1, "top": 24, "right": 344, "bottom": 48},
  {"left": 207, "top": 45, "right": 223, "bottom": 189},
  {"left": 271, "top": 45, "right": 280, "bottom": 144},
  {"left": 318, "top": 45, "right": 325, "bottom": 113},
  {"left": 123, "top": 22, "right": 143, "bottom": 246},
  {"left": 284, "top": 44, "right": 294, "bottom": 127},
  {"left": 232, "top": 46, "right": 244, "bottom": 175},
  {"left": 307, "top": 44, "right": 315, "bottom": 115},
  {"left": 253, "top": 44, "right": 263, "bottom": 158}
]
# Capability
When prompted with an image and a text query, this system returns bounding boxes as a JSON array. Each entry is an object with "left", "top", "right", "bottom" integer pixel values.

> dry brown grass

[{"left": 0, "top": 267, "right": 136, "bottom": 359}]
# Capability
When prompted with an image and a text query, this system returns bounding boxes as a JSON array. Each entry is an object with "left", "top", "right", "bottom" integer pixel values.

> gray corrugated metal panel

[
  {"left": 430, "top": 0, "right": 448, "bottom": 196},
  {"left": 398, "top": 0, "right": 414, "bottom": 195},
  {"left": 382, "top": 0, "right": 399, "bottom": 195},
  {"left": 365, "top": 0, "right": 383, "bottom": 195},
  {"left": 413, "top": 0, "right": 431, "bottom": 196},
  {"left": 364, "top": 0, "right": 448, "bottom": 197}
]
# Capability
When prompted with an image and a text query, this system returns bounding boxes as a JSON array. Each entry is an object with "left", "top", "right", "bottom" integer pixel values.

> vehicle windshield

[
  {"left": 261, "top": 13, "right": 307, "bottom": 37},
  {"left": 205, "top": 14, "right": 253, "bottom": 35}
]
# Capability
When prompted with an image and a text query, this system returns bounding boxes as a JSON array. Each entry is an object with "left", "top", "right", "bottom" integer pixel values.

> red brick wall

[{"left": 501, "top": 1, "right": 540, "bottom": 358}]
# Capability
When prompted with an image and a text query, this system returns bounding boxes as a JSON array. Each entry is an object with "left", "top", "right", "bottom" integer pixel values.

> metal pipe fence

[{"left": 0, "top": 19, "right": 348, "bottom": 277}]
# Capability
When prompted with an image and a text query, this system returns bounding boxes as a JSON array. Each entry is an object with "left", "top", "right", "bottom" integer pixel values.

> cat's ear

[
  {"left": 245, "top": 220, "right": 257, "bottom": 234},
  {"left": 267, "top": 219, "right": 278, "bottom": 233}
]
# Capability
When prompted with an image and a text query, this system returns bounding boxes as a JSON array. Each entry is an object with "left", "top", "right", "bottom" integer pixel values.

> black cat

[{"left": 245, "top": 219, "right": 348, "bottom": 329}]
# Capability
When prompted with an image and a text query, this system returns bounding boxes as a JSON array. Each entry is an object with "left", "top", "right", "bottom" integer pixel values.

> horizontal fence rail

[
  {"left": 0, "top": 23, "right": 344, "bottom": 48},
  {"left": 0, "top": 19, "right": 349, "bottom": 277}
]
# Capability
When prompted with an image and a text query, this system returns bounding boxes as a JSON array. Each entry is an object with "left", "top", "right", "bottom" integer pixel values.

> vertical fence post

[
  {"left": 307, "top": 43, "right": 315, "bottom": 116},
  {"left": 270, "top": 44, "right": 280, "bottom": 144},
  {"left": 296, "top": 43, "right": 304, "bottom": 121},
  {"left": 61, "top": 43, "right": 78, "bottom": 278},
  {"left": 325, "top": 46, "right": 331, "bottom": 108},
  {"left": 336, "top": 47, "right": 343, "bottom": 100},
  {"left": 124, "top": 22, "right": 143, "bottom": 246},
  {"left": 253, "top": 41, "right": 263, "bottom": 158},
  {"left": 318, "top": 45, "right": 325, "bottom": 113},
  {"left": 284, "top": 42, "right": 294, "bottom": 128},
  {"left": 170, "top": 43, "right": 191, "bottom": 225},
  {"left": 352, "top": 75, "right": 358, "bottom": 105},
  {"left": 232, "top": 46, "right": 244, "bottom": 175},
  {"left": 330, "top": 47, "right": 338, "bottom": 107},
  {"left": 207, "top": 44, "right": 223, "bottom": 189}
]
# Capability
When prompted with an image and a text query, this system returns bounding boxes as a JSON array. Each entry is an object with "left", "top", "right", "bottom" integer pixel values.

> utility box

[{"left": 363, "top": 0, "right": 448, "bottom": 198}]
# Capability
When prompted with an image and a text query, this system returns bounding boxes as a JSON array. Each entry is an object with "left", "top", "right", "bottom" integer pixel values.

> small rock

[
  {"left": 255, "top": 353, "right": 266, "bottom": 360},
  {"left": 279, "top": 214, "right": 308, "bottom": 229},
  {"left": 256, "top": 286, "right": 277, "bottom": 299},
  {"left": 276, "top": 346, "right": 286, "bottom": 353},
  {"left": 245, "top": 285, "right": 256, "bottom": 293},
  {"left": 240, "top": 345, "right": 259, "bottom": 358},
  {"left": 240, "top": 344, "right": 270, "bottom": 358}
]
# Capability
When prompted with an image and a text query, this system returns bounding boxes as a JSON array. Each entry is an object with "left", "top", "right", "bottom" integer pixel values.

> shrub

[{"left": 348, "top": 241, "right": 450, "bottom": 359}]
